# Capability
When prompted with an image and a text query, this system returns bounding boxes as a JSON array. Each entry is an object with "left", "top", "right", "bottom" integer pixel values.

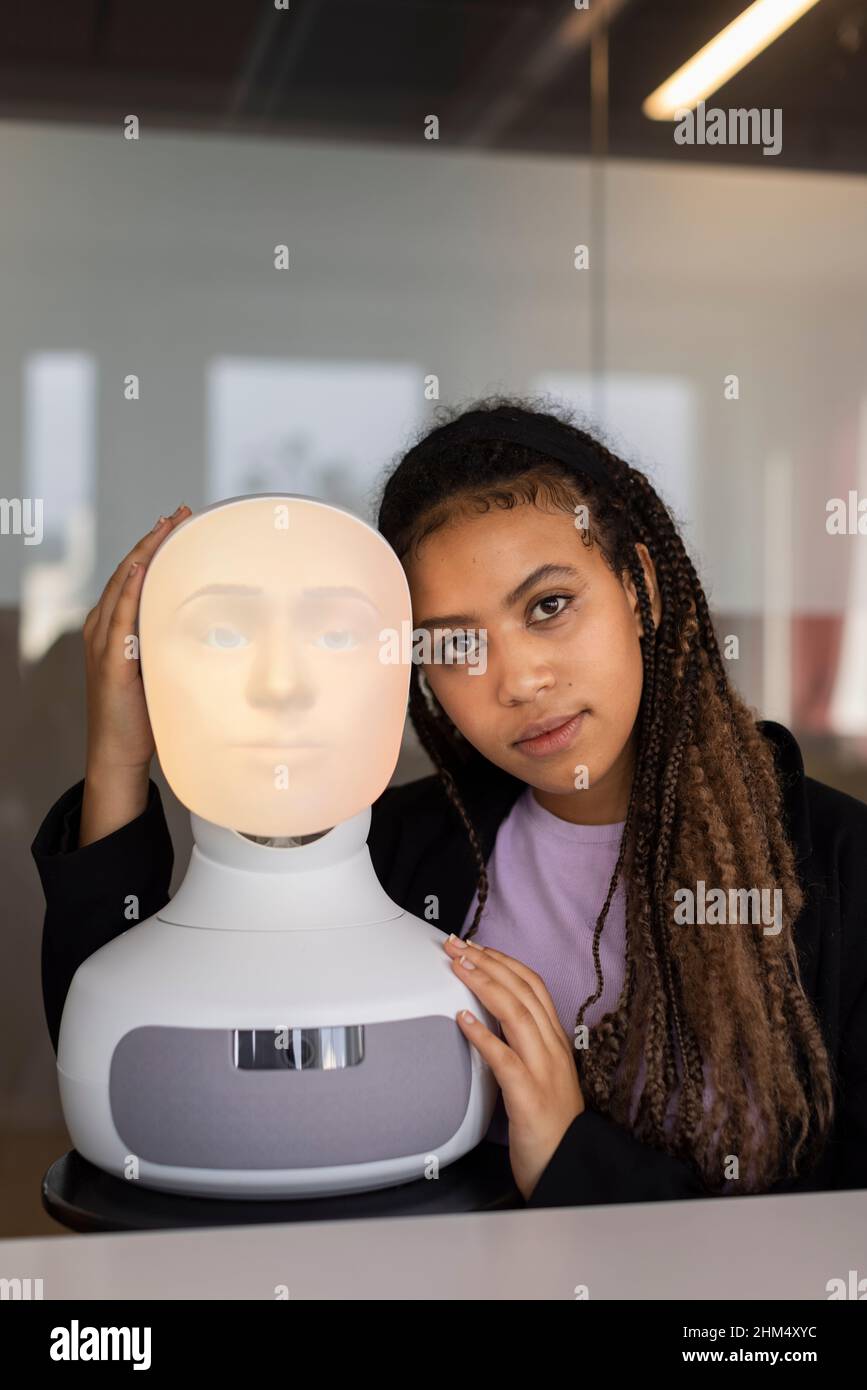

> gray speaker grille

[{"left": 109, "top": 1018, "right": 471, "bottom": 1169}]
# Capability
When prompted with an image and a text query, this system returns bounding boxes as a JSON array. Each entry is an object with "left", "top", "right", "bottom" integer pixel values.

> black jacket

[{"left": 31, "top": 720, "right": 867, "bottom": 1208}]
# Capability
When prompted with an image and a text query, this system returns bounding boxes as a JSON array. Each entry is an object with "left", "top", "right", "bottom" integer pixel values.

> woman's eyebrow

[{"left": 415, "top": 563, "right": 583, "bottom": 630}]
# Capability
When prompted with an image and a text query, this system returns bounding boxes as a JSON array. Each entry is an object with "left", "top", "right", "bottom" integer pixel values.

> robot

[{"left": 57, "top": 494, "right": 497, "bottom": 1197}]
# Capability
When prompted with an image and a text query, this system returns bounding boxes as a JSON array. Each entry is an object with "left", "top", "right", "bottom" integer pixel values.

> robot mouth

[{"left": 233, "top": 741, "right": 329, "bottom": 750}]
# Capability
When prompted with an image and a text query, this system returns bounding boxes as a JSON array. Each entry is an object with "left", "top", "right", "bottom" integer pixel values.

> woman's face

[{"left": 404, "top": 499, "right": 661, "bottom": 821}]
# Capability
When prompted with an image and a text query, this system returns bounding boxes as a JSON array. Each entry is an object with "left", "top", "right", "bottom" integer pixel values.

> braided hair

[{"left": 375, "top": 393, "right": 834, "bottom": 1193}]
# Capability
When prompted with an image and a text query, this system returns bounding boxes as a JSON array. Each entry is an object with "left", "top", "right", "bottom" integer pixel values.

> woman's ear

[{"left": 623, "top": 542, "right": 663, "bottom": 638}]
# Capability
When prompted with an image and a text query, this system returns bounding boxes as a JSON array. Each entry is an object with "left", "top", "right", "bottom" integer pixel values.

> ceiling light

[{"left": 643, "top": 0, "right": 824, "bottom": 120}]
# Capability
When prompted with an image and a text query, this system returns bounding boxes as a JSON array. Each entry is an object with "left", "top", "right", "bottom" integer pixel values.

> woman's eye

[
  {"left": 315, "top": 629, "right": 359, "bottom": 651},
  {"left": 529, "top": 594, "right": 573, "bottom": 623},
  {"left": 204, "top": 625, "right": 249, "bottom": 649},
  {"left": 441, "top": 629, "right": 483, "bottom": 661}
]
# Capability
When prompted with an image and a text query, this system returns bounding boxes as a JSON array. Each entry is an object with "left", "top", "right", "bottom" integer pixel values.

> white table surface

[{"left": 2, "top": 1188, "right": 865, "bottom": 1299}]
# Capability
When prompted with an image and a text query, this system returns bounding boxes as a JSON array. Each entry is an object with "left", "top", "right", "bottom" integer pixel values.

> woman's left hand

[{"left": 443, "top": 935, "right": 585, "bottom": 1201}]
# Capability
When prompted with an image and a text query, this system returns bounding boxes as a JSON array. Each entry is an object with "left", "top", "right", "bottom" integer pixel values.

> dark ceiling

[{"left": 1, "top": 0, "right": 865, "bottom": 173}]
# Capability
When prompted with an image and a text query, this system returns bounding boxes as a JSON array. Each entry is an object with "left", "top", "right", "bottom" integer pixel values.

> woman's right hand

[
  {"left": 79, "top": 506, "right": 191, "bottom": 846},
  {"left": 83, "top": 505, "right": 191, "bottom": 772}
]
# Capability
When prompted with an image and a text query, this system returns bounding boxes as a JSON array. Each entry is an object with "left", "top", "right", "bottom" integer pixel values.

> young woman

[{"left": 33, "top": 398, "right": 867, "bottom": 1208}]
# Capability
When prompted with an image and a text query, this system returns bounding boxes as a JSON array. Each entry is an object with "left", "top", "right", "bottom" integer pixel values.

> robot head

[{"left": 138, "top": 495, "right": 412, "bottom": 837}]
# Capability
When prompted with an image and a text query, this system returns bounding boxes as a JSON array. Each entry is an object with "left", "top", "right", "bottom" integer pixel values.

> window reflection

[
  {"left": 206, "top": 357, "right": 423, "bottom": 524},
  {"left": 20, "top": 352, "right": 96, "bottom": 663}
]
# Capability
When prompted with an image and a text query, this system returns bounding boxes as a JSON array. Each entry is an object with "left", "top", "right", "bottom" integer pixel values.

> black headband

[{"left": 412, "top": 409, "right": 615, "bottom": 491}]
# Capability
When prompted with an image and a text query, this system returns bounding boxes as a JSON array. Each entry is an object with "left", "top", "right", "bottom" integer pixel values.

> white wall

[{"left": 1, "top": 119, "right": 865, "bottom": 622}]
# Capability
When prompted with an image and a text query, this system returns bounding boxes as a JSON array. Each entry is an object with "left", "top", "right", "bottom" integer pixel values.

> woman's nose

[{"left": 494, "top": 641, "right": 555, "bottom": 704}]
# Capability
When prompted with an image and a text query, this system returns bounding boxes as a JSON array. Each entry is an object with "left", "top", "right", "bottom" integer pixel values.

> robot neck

[{"left": 156, "top": 805, "right": 403, "bottom": 932}]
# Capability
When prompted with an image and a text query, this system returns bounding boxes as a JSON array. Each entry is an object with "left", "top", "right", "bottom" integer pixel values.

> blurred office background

[{"left": 1, "top": 0, "right": 866, "bottom": 1233}]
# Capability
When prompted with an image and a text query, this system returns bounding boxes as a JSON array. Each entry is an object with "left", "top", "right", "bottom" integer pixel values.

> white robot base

[{"left": 57, "top": 804, "right": 500, "bottom": 1199}]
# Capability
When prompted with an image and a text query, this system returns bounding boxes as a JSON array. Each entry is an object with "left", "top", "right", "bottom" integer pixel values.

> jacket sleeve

[
  {"left": 31, "top": 777, "right": 174, "bottom": 1055},
  {"left": 525, "top": 1105, "right": 709, "bottom": 1208}
]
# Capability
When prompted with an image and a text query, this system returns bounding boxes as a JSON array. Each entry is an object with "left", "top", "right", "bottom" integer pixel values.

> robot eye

[
  {"left": 204, "top": 625, "right": 249, "bottom": 649},
  {"left": 315, "top": 629, "right": 359, "bottom": 651}
]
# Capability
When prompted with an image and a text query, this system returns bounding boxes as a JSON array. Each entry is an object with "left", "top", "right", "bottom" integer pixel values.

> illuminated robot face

[{"left": 138, "top": 496, "right": 411, "bottom": 838}]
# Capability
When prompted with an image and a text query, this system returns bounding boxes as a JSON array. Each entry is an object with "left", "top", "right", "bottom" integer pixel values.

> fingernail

[
  {"left": 446, "top": 933, "right": 467, "bottom": 950},
  {"left": 459, "top": 955, "right": 477, "bottom": 970},
  {"left": 152, "top": 515, "right": 168, "bottom": 530},
  {"left": 171, "top": 504, "right": 186, "bottom": 516},
  {"left": 460, "top": 1010, "right": 477, "bottom": 1024}
]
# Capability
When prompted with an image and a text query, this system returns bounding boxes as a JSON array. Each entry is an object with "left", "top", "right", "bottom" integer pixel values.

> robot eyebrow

[
  {"left": 173, "top": 584, "right": 382, "bottom": 615},
  {"left": 301, "top": 586, "right": 382, "bottom": 615},
  {"left": 174, "top": 583, "right": 262, "bottom": 611}
]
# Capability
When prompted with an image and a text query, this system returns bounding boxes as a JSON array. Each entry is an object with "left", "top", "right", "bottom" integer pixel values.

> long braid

[{"left": 407, "top": 671, "right": 491, "bottom": 933}]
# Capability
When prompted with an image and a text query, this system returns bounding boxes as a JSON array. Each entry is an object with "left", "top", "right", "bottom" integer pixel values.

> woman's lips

[{"left": 513, "top": 712, "right": 586, "bottom": 757}]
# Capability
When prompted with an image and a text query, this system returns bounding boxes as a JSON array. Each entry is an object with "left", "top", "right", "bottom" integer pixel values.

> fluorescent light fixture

[{"left": 643, "top": 0, "right": 824, "bottom": 120}]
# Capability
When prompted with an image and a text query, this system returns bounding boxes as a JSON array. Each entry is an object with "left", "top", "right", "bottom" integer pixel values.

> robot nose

[{"left": 246, "top": 620, "right": 314, "bottom": 710}]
